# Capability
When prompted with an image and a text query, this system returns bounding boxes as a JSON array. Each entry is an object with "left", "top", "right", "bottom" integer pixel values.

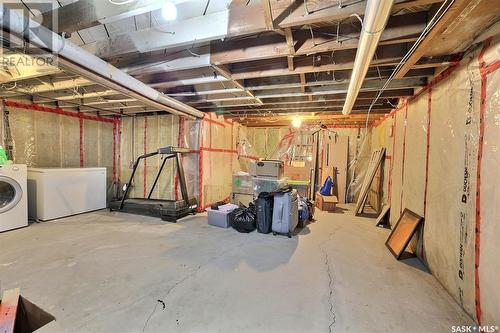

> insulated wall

[
  {"left": 2, "top": 102, "right": 117, "bottom": 190},
  {"left": 371, "top": 37, "right": 500, "bottom": 324},
  {"left": 370, "top": 116, "right": 393, "bottom": 209},
  {"left": 244, "top": 126, "right": 371, "bottom": 202},
  {"left": 478, "top": 44, "right": 500, "bottom": 325},
  {"left": 118, "top": 113, "right": 247, "bottom": 211},
  {"left": 245, "top": 127, "right": 291, "bottom": 159},
  {"left": 199, "top": 114, "right": 236, "bottom": 209},
  {"left": 119, "top": 114, "right": 180, "bottom": 200}
]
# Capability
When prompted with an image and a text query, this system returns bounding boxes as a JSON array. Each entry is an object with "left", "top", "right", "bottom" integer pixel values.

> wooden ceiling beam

[
  {"left": 262, "top": 0, "right": 276, "bottom": 30},
  {"left": 260, "top": 89, "right": 415, "bottom": 103},
  {"left": 209, "top": 12, "right": 427, "bottom": 66},
  {"left": 235, "top": 114, "right": 386, "bottom": 121},
  {"left": 173, "top": 70, "right": 429, "bottom": 103},
  {"left": 225, "top": 112, "right": 389, "bottom": 120},
  {"left": 212, "top": 64, "right": 263, "bottom": 105},
  {"left": 299, "top": 73, "right": 306, "bottom": 93},
  {"left": 253, "top": 77, "right": 424, "bottom": 99},
  {"left": 240, "top": 120, "right": 379, "bottom": 127},
  {"left": 229, "top": 45, "right": 450, "bottom": 80},
  {"left": 203, "top": 104, "right": 390, "bottom": 114},
  {"left": 190, "top": 87, "right": 414, "bottom": 108},
  {"left": 36, "top": 0, "right": 166, "bottom": 34},
  {"left": 395, "top": 0, "right": 475, "bottom": 78},
  {"left": 0, "top": 77, "right": 95, "bottom": 97},
  {"left": 275, "top": 0, "right": 442, "bottom": 28}
]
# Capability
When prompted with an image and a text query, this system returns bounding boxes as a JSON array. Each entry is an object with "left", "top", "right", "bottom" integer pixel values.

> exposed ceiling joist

[
  {"left": 212, "top": 64, "right": 263, "bottom": 105},
  {"left": 202, "top": 104, "right": 391, "bottom": 114},
  {"left": 262, "top": 0, "right": 276, "bottom": 30},
  {"left": 166, "top": 70, "right": 429, "bottom": 102},
  {"left": 84, "top": 10, "right": 230, "bottom": 58},
  {"left": 0, "top": 78, "right": 94, "bottom": 97},
  {"left": 37, "top": 0, "right": 169, "bottom": 34},
  {"left": 225, "top": 110, "right": 391, "bottom": 118},
  {"left": 210, "top": 12, "right": 427, "bottom": 65},
  {"left": 122, "top": 47, "right": 212, "bottom": 75},
  {"left": 163, "top": 68, "right": 432, "bottom": 97},
  {"left": 259, "top": 89, "right": 415, "bottom": 103},
  {"left": 229, "top": 57, "right": 446, "bottom": 80},
  {"left": 275, "top": 0, "right": 442, "bottom": 28},
  {"left": 395, "top": 0, "right": 478, "bottom": 78},
  {"left": 254, "top": 77, "right": 424, "bottom": 98}
]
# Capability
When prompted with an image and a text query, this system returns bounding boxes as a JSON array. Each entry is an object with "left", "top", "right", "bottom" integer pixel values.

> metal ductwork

[
  {"left": 342, "top": 0, "right": 394, "bottom": 115},
  {"left": 0, "top": 5, "right": 204, "bottom": 119}
]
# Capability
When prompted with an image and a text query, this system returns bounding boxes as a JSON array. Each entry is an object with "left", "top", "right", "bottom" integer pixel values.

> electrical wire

[
  {"left": 362, "top": 0, "right": 455, "bottom": 130},
  {"left": 1, "top": 82, "right": 17, "bottom": 90},
  {"left": 345, "top": 0, "right": 455, "bottom": 198}
]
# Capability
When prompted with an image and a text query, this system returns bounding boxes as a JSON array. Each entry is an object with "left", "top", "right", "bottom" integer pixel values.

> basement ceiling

[{"left": 1, "top": 0, "right": 499, "bottom": 126}]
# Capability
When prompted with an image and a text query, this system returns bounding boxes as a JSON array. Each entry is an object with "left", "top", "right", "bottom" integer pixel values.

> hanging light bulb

[
  {"left": 292, "top": 116, "right": 302, "bottom": 128},
  {"left": 161, "top": 0, "right": 177, "bottom": 21}
]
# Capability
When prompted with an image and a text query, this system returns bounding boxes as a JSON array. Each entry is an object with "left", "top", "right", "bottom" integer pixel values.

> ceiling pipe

[
  {"left": 0, "top": 6, "right": 204, "bottom": 119},
  {"left": 342, "top": 0, "right": 393, "bottom": 115}
]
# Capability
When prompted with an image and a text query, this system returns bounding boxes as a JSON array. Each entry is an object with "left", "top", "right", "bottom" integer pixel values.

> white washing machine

[{"left": 0, "top": 164, "right": 28, "bottom": 232}]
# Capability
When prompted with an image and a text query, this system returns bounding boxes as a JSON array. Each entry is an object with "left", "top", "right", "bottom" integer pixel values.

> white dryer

[{"left": 0, "top": 164, "right": 28, "bottom": 232}]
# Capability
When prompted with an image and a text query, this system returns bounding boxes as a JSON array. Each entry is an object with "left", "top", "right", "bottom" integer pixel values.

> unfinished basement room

[{"left": 0, "top": 0, "right": 499, "bottom": 332}]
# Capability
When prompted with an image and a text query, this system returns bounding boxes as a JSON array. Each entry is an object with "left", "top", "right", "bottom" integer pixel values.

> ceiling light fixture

[
  {"left": 161, "top": 0, "right": 178, "bottom": 21},
  {"left": 292, "top": 116, "right": 302, "bottom": 128}
]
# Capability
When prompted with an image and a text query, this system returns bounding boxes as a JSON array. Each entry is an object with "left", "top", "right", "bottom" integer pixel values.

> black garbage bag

[{"left": 230, "top": 203, "right": 257, "bottom": 233}]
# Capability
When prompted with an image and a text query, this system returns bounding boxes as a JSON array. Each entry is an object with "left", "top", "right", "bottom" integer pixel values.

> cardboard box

[
  {"left": 284, "top": 166, "right": 311, "bottom": 181},
  {"left": 0, "top": 288, "right": 55, "bottom": 333},
  {"left": 232, "top": 173, "right": 253, "bottom": 195},
  {"left": 315, "top": 192, "right": 338, "bottom": 212}
]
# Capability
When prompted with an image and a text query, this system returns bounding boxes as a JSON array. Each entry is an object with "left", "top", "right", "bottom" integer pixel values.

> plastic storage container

[
  {"left": 288, "top": 180, "right": 310, "bottom": 199},
  {"left": 206, "top": 203, "right": 240, "bottom": 228},
  {"left": 252, "top": 177, "right": 288, "bottom": 197},
  {"left": 249, "top": 160, "right": 284, "bottom": 178},
  {"left": 231, "top": 193, "right": 254, "bottom": 207}
]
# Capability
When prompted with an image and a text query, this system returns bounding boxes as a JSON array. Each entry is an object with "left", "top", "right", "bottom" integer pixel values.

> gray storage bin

[{"left": 206, "top": 204, "right": 239, "bottom": 228}]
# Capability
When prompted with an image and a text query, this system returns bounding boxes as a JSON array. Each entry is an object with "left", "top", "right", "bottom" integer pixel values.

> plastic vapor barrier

[
  {"left": 118, "top": 113, "right": 260, "bottom": 211},
  {"left": 370, "top": 116, "right": 394, "bottom": 207},
  {"left": 371, "top": 36, "right": 500, "bottom": 324},
  {"left": 243, "top": 125, "right": 369, "bottom": 202},
  {"left": 119, "top": 114, "right": 180, "bottom": 200},
  {"left": 3, "top": 102, "right": 117, "bottom": 192}
]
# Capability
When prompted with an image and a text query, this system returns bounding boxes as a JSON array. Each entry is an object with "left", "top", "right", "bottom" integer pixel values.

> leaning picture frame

[{"left": 385, "top": 209, "right": 423, "bottom": 260}]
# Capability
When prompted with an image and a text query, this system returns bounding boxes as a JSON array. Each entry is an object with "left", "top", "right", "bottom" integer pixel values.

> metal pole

[
  {"left": 147, "top": 155, "right": 175, "bottom": 199},
  {"left": 176, "top": 153, "right": 190, "bottom": 205}
]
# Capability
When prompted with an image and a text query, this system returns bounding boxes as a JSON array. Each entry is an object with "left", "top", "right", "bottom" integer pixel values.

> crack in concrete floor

[
  {"left": 141, "top": 238, "right": 250, "bottom": 332},
  {"left": 319, "top": 230, "right": 339, "bottom": 333}
]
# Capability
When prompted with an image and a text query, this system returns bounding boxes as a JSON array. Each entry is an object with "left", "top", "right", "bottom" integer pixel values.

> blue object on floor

[{"left": 320, "top": 176, "right": 333, "bottom": 196}]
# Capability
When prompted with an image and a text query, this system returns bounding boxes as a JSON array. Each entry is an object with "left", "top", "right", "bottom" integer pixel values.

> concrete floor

[{"left": 0, "top": 205, "right": 473, "bottom": 333}]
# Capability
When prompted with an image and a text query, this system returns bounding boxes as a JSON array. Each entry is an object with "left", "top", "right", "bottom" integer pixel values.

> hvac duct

[
  {"left": 0, "top": 5, "right": 204, "bottom": 119},
  {"left": 342, "top": 0, "right": 394, "bottom": 115}
]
